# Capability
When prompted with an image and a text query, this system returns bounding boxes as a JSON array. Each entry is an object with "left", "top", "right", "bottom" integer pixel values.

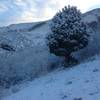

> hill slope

[
  {"left": 0, "top": 8, "right": 100, "bottom": 99},
  {"left": 3, "top": 56, "right": 100, "bottom": 100}
]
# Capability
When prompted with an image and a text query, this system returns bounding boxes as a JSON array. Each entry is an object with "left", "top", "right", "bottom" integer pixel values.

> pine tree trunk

[{"left": 64, "top": 53, "right": 78, "bottom": 67}]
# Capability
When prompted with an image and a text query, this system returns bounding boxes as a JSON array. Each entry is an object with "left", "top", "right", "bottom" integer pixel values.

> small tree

[{"left": 47, "top": 5, "right": 89, "bottom": 66}]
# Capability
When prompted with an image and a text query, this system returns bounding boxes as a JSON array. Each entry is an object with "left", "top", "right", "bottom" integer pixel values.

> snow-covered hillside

[
  {"left": 3, "top": 55, "right": 100, "bottom": 100},
  {"left": 0, "top": 8, "right": 100, "bottom": 99},
  {"left": 0, "top": 21, "right": 60, "bottom": 88},
  {"left": 74, "top": 8, "right": 100, "bottom": 61}
]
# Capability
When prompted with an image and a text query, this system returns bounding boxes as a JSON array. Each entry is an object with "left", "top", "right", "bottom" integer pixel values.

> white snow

[
  {"left": 0, "top": 20, "right": 59, "bottom": 87},
  {"left": 0, "top": 8, "right": 100, "bottom": 100},
  {"left": 0, "top": 8, "right": 100, "bottom": 84},
  {"left": 3, "top": 56, "right": 100, "bottom": 100},
  {"left": 82, "top": 15, "right": 98, "bottom": 23}
]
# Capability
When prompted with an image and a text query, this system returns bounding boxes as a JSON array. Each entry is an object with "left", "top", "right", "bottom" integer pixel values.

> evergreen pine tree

[{"left": 47, "top": 5, "right": 89, "bottom": 66}]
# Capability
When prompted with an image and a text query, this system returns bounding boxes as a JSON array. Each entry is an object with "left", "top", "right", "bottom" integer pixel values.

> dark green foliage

[{"left": 47, "top": 5, "right": 89, "bottom": 66}]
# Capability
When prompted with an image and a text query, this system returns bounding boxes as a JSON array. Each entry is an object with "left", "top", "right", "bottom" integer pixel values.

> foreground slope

[{"left": 4, "top": 56, "right": 100, "bottom": 100}]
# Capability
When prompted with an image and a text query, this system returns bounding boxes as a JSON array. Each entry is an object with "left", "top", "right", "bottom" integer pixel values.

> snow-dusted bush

[{"left": 47, "top": 5, "right": 89, "bottom": 66}]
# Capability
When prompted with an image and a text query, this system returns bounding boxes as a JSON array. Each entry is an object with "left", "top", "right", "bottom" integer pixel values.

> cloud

[
  {"left": 69, "top": 0, "right": 100, "bottom": 12},
  {"left": 0, "top": 3, "right": 8, "bottom": 13},
  {"left": 0, "top": 0, "right": 100, "bottom": 26},
  {"left": 14, "top": 0, "right": 27, "bottom": 6},
  {"left": 88, "top": 4, "right": 100, "bottom": 11}
]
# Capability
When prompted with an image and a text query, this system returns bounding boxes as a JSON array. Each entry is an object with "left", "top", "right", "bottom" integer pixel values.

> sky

[{"left": 0, "top": 0, "right": 100, "bottom": 27}]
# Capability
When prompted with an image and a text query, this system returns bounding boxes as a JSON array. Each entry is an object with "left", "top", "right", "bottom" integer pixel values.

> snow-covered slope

[
  {"left": 0, "top": 8, "right": 100, "bottom": 100},
  {"left": 0, "top": 8, "right": 100, "bottom": 89},
  {"left": 0, "top": 21, "right": 60, "bottom": 88},
  {"left": 75, "top": 8, "right": 100, "bottom": 61},
  {"left": 3, "top": 55, "right": 100, "bottom": 100}
]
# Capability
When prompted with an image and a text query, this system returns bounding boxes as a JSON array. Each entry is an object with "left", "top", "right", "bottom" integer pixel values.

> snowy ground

[
  {"left": 3, "top": 56, "right": 100, "bottom": 100},
  {"left": 0, "top": 8, "right": 100, "bottom": 100}
]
